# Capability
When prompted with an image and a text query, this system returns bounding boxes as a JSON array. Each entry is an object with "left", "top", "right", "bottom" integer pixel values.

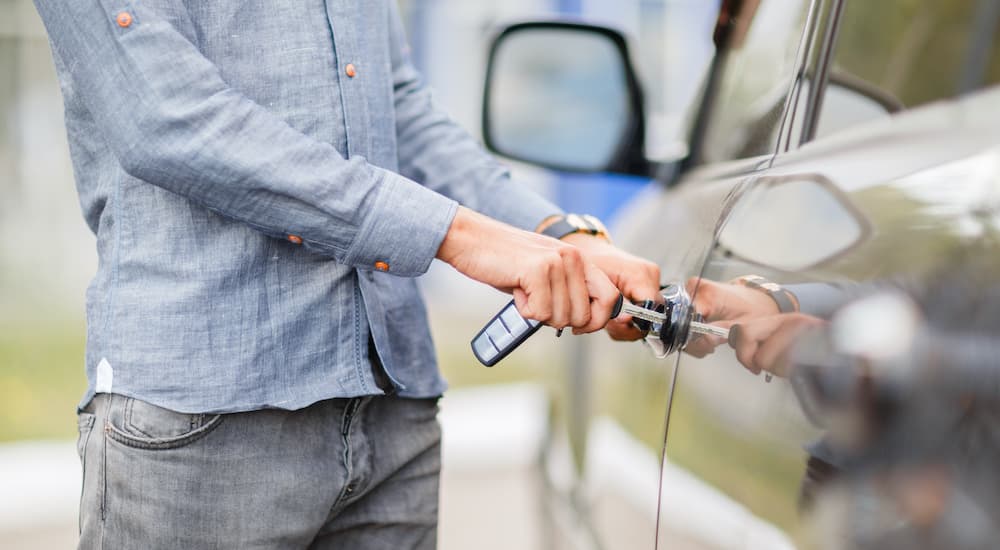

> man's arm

[
  {"left": 35, "top": 0, "right": 622, "bottom": 332},
  {"left": 386, "top": 4, "right": 661, "bottom": 336},
  {"left": 35, "top": 0, "right": 455, "bottom": 277}
]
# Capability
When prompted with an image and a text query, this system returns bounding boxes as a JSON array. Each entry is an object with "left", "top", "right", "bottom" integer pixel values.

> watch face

[{"left": 566, "top": 214, "right": 587, "bottom": 230}]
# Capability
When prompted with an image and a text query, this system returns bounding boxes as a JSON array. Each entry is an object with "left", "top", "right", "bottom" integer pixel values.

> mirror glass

[
  {"left": 487, "top": 27, "right": 632, "bottom": 172},
  {"left": 718, "top": 177, "right": 868, "bottom": 272}
]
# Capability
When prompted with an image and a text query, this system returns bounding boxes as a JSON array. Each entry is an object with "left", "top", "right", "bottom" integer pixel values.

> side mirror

[
  {"left": 717, "top": 175, "right": 870, "bottom": 272},
  {"left": 482, "top": 22, "right": 648, "bottom": 175}
]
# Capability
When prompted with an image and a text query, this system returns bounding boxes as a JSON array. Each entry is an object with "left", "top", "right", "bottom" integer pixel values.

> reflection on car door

[{"left": 656, "top": 0, "right": 1000, "bottom": 547}]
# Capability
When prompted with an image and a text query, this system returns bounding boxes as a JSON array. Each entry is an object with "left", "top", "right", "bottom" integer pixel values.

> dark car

[{"left": 481, "top": 0, "right": 1000, "bottom": 548}]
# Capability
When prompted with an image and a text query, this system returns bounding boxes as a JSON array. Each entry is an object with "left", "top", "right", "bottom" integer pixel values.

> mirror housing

[
  {"left": 717, "top": 175, "right": 870, "bottom": 272},
  {"left": 482, "top": 21, "right": 648, "bottom": 175}
]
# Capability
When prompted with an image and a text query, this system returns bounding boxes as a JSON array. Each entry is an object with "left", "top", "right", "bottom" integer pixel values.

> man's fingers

[
  {"left": 577, "top": 263, "right": 618, "bottom": 334},
  {"left": 561, "top": 247, "right": 592, "bottom": 329},
  {"left": 546, "top": 255, "right": 571, "bottom": 328},
  {"left": 519, "top": 268, "right": 553, "bottom": 323},
  {"left": 622, "top": 260, "right": 661, "bottom": 303}
]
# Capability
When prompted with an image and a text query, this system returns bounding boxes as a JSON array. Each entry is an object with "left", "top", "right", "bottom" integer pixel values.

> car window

[
  {"left": 811, "top": 0, "right": 1000, "bottom": 141},
  {"left": 697, "top": 0, "right": 815, "bottom": 165}
]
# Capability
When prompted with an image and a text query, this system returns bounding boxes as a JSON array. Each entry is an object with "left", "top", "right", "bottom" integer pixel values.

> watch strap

[
  {"left": 733, "top": 275, "right": 798, "bottom": 313},
  {"left": 539, "top": 214, "right": 611, "bottom": 242}
]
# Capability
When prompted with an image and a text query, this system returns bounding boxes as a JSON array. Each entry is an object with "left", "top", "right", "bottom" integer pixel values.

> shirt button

[
  {"left": 116, "top": 12, "right": 133, "bottom": 28},
  {"left": 287, "top": 235, "right": 303, "bottom": 245},
  {"left": 345, "top": 63, "right": 357, "bottom": 78},
  {"left": 374, "top": 261, "right": 389, "bottom": 272}
]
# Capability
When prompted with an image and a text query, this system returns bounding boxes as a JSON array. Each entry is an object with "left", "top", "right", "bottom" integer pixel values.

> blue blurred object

[
  {"left": 553, "top": 172, "right": 652, "bottom": 223},
  {"left": 403, "top": 0, "right": 655, "bottom": 223},
  {"left": 552, "top": 0, "right": 651, "bottom": 222}
]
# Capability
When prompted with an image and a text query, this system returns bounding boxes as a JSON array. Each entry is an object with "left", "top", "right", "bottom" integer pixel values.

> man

[{"left": 33, "top": 1, "right": 660, "bottom": 548}]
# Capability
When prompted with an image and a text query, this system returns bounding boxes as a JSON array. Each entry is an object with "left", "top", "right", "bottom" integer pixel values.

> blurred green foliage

[{"left": 0, "top": 318, "right": 86, "bottom": 442}]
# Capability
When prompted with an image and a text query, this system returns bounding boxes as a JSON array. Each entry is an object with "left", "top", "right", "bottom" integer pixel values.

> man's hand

[
  {"left": 437, "top": 207, "right": 620, "bottom": 334},
  {"left": 562, "top": 234, "right": 661, "bottom": 340}
]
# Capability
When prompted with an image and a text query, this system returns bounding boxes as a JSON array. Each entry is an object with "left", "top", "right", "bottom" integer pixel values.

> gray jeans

[{"left": 76, "top": 393, "right": 441, "bottom": 549}]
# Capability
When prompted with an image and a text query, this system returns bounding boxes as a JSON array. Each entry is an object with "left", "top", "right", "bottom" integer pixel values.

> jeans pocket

[{"left": 104, "top": 396, "right": 223, "bottom": 450}]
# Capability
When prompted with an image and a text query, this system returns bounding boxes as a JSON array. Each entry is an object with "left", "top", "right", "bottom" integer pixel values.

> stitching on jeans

[
  {"left": 77, "top": 413, "right": 95, "bottom": 535},
  {"left": 106, "top": 414, "right": 224, "bottom": 450},
  {"left": 122, "top": 397, "right": 197, "bottom": 440},
  {"left": 101, "top": 420, "right": 108, "bottom": 524}
]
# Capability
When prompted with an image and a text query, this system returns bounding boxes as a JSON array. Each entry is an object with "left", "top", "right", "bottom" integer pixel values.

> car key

[
  {"left": 616, "top": 298, "right": 729, "bottom": 339},
  {"left": 470, "top": 300, "right": 543, "bottom": 367},
  {"left": 471, "top": 295, "right": 729, "bottom": 367}
]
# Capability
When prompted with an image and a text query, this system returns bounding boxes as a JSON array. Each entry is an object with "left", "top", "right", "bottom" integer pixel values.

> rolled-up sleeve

[
  {"left": 386, "top": 3, "right": 563, "bottom": 232},
  {"left": 34, "top": 0, "right": 456, "bottom": 277}
]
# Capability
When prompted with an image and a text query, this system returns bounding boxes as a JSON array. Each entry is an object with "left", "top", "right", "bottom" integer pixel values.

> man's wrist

[{"left": 437, "top": 206, "right": 476, "bottom": 266}]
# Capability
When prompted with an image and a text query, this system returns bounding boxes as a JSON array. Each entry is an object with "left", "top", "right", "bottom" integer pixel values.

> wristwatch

[
  {"left": 731, "top": 275, "right": 799, "bottom": 313},
  {"left": 537, "top": 214, "right": 612, "bottom": 243}
]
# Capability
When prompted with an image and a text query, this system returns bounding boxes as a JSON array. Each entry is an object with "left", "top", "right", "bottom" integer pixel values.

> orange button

[
  {"left": 287, "top": 234, "right": 303, "bottom": 245},
  {"left": 345, "top": 63, "right": 357, "bottom": 78},
  {"left": 374, "top": 261, "right": 389, "bottom": 272},
  {"left": 116, "top": 12, "right": 132, "bottom": 28}
]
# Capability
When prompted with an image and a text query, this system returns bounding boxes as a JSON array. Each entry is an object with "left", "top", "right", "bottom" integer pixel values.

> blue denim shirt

[{"left": 34, "top": 0, "right": 561, "bottom": 413}]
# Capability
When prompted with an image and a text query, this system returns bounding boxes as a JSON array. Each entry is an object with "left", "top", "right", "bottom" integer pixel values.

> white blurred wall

[{"left": 0, "top": 1, "right": 96, "bottom": 318}]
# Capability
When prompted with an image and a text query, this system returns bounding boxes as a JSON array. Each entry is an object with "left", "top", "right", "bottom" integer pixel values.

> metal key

[
  {"left": 689, "top": 321, "right": 730, "bottom": 340},
  {"left": 617, "top": 298, "right": 728, "bottom": 338},
  {"left": 616, "top": 300, "right": 667, "bottom": 324}
]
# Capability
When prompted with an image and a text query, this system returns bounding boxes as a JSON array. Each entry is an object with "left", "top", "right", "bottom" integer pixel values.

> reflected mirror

[
  {"left": 812, "top": 78, "right": 898, "bottom": 140},
  {"left": 483, "top": 23, "right": 643, "bottom": 173},
  {"left": 718, "top": 175, "right": 870, "bottom": 272}
]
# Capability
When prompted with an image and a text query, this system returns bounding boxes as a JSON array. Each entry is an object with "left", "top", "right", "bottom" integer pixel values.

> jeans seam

[
  {"left": 101, "top": 420, "right": 108, "bottom": 523},
  {"left": 77, "top": 414, "right": 95, "bottom": 534}
]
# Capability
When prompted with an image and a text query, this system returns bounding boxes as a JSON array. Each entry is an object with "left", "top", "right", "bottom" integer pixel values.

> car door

[
  {"left": 652, "top": 1, "right": 1000, "bottom": 548},
  {"left": 582, "top": 1, "right": 828, "bottom": 548}
]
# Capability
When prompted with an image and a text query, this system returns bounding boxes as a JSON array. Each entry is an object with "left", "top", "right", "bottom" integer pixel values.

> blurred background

[{"left": 0, "top": 0, "right": 717, "bottom": 548}]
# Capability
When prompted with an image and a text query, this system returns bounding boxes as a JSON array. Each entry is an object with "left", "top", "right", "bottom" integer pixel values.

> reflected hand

[
  {"left": 684, "top": 277, "right": 785, "bottom": 357},
  {"left": 727, "top": 313, "right": 826, "bottom": 377}
]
